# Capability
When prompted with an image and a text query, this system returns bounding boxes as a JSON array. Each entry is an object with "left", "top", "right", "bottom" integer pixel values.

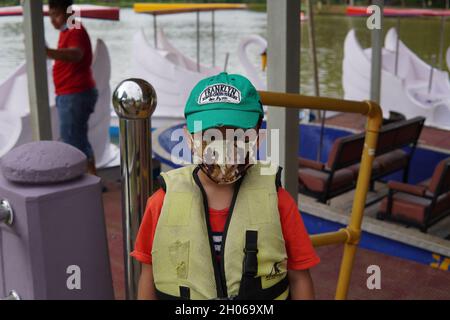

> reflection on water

[{"left": 0, "top": 8, "right": 449, "bottom": 99}]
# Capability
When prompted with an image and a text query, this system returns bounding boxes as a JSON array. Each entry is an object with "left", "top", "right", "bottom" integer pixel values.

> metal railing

[
  {"left": 259, "top": 90, "right": 382, "bottom": 300},
  {"left": 113, "top": 81, "right": 382, "bottom": 300}
]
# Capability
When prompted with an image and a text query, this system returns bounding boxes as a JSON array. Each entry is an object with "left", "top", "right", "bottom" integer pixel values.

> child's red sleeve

[
  {"left": 130, "top": 188, "right": 166, "bottom": 264},
  {"left": 277, "top": 188, "right": 320, "bottom": 270}
]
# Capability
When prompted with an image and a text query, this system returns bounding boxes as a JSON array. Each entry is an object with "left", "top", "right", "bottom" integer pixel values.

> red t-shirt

[
  {"left": 53, "top": 24, "right": 96, "bottom": 95},
  {"left": 132, "top": 187, "right": 320, "bottom": 271}
]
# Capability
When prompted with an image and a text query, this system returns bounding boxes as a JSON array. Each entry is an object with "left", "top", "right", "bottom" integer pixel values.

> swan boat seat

[
  {"left": 298, "top": 117, "right": 425, "bottom": 204},
  {"left": 378, "top": 157, "right": 450, "bottom": 232}
]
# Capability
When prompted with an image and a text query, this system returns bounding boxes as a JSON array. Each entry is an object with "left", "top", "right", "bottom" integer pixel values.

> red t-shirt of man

[
  {"left": 132, "top": 187, "right": 320, "bottom": 271},
  {"left": 53, "top": 24, "right": 96, "bottom": 95}
]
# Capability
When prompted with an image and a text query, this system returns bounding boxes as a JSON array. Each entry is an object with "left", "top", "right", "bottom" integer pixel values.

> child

[{"left": 131, "top": 72, "right": 320, "bottom": 300}]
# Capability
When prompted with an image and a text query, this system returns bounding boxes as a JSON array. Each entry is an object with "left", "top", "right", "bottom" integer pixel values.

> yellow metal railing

[{"left": 258, "top": 91, "right": 383, "bottom": 300}]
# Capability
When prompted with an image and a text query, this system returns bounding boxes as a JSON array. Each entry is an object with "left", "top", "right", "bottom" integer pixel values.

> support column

[
  {"left": 266, "top": 0, "right": 300, "bottom": 199},
  {"left": 370, "top": 0, "right": 384, "bottom": 103},
  {"left": 23, "top": 0, "right": 52, "bottom": 141}
]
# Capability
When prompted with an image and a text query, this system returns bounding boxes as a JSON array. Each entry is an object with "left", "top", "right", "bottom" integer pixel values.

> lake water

[{"left": 0, "top": 8, "right": 449, "bottom": 99}]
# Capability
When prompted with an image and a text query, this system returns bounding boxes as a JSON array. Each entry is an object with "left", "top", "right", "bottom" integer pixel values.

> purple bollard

[{"left": 0, "top": 141, "right": 114, "bottom": 300}]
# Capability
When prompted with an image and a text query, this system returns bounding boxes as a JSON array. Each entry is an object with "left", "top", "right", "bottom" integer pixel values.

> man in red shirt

[{"left": 46, "top": 0, "right": 97, "bottom": 174}]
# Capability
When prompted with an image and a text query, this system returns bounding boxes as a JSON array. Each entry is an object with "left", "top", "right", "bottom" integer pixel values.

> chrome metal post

[
  {"left": 0, "top": 199, "right": 14, "bottom": 226},
  {"left": 112, "top": 79, "right": 157, "bottom": 300}
]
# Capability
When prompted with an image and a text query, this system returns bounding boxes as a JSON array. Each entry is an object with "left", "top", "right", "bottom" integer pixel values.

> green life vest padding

[{"left": 152, "top": 163, "right": 289, "bottom": 300}]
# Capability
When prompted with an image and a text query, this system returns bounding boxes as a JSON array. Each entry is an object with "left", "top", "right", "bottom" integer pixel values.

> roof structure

[
  {"left": 347, "top": 5, "right": 450, "bottom": 17},
  {"left": 0, "top": 4, "right": 120, "bottom": 20}
]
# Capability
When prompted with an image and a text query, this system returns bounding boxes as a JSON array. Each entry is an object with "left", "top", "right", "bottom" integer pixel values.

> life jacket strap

[
  {"left": 237, "top": 230, "right": 289, "bottom": 300},
  {"left": 180, "top": 286, "right": 191, "bottom": 299},
  {"left": 243, "top": 230, "right": 258, "bottom": 277}
]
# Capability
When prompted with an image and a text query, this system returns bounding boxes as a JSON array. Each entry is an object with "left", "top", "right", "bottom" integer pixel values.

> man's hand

[
  {"left": 288, "top": 269, "right": 315, "bottom": 300},
  {"left": 46, "top": 47, "right": 84, "bottom": 63}
]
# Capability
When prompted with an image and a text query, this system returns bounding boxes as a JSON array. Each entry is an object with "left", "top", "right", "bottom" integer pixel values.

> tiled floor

[
  {"left": 313, "top": 245, "right": 450, "bottom": 300},
  {"left": 102, "top": 180, "right": 450, "bottom": 300}
]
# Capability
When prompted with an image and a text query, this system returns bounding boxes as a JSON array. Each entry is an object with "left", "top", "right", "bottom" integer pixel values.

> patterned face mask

[{"left": 190, "top": 137, "right": 255, "bottom": 184}]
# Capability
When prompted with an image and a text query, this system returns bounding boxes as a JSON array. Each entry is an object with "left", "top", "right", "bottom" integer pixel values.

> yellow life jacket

[{"left": 152, "top": 163, "right": 289, "bottom": 300}]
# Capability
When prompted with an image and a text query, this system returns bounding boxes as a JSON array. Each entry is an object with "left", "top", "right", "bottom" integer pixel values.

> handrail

[{"left": 259, "top": 90, "right": 383, "bottom": 300}]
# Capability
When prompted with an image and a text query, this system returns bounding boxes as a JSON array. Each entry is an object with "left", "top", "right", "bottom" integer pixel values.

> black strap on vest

[
  {"left": 179, "top": 286, "right": 191, "bottom": 299},
  {"left": 237, "top": 230, "right": 289, "bottom": 300},
  {"left": 243, "top": 230, "right": 259, "bottom": 277}
]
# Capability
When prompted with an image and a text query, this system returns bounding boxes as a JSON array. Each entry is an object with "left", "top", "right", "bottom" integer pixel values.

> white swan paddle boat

[
  {"left": 0, "top": 39, "right": 119, "bottom": 168},
  {"left": 122, "top": 3, "right": 313, "bottom": 130},
  {"left": 343, "top": 28, "right": 450, "bottom": 130}
]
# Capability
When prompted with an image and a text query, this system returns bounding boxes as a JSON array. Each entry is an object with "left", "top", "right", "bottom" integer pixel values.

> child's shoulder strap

[{"left": 275, "top": 166, "right": 283, "bottom": 191}]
